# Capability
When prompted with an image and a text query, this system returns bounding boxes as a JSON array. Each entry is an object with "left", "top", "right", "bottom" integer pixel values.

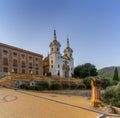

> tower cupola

[
  {"left": 49, "top": 30, "right": 61, "bottom": 54},
  {"left": 64, "top": 38, "right": 73, "bottom": 58}
]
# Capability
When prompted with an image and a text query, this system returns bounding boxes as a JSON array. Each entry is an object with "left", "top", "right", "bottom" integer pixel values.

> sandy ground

[{"left": 0, "top": 87, "right": 99, "bottom": 118}]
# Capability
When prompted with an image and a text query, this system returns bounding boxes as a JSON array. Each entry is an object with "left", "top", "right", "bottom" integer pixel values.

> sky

[{"left": 0, "top": 0, "right": 120, "bottom": 69}]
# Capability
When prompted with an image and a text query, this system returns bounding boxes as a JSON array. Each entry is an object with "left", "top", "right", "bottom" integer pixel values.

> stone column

[{"left": 91, "top": 77, "right": 101, "bottom": 107}]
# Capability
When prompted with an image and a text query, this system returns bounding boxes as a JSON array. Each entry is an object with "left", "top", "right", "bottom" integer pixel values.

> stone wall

[{"left": 10, "top": 74, "right": 83, "bottom": 88}]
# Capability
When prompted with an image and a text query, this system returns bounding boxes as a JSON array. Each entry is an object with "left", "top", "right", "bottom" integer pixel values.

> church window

[
  {"left": 52, "top": 48, "right": 53, "bottom": 51},
  {"left": 51, "top": 65, "right": 53, "bottom": 68},
  {"left": 51, "top": 60, "right": 53, "bottom": 64},
  {"left": 57, "top": 48, "right": 59, "bottom": 51},
  {"left": 58, "top": 65, "right": 60, "bottom": 68},
  {"left": 58, "top": 70, "right": 60, "bottom": 76}
]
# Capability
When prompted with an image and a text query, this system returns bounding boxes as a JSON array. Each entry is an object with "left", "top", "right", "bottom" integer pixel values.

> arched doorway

[{"left": 62, "top": 61, "right": 69, "bottom": 78}]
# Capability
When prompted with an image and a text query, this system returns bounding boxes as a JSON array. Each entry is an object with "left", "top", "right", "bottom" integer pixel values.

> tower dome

[
  {"left": 64, "top": 38, "right": 73, "bottom": 58},
  {"left": 49, "top": 30, "right": 61, "bottom": 47},
  {"left": 49, "top": 30, "right": 61, "bottom": 54}
]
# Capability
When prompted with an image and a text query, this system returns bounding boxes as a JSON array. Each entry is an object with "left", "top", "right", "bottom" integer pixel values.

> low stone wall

[{"left": 10, "top": 74, "right": 83, "bottom": 88}]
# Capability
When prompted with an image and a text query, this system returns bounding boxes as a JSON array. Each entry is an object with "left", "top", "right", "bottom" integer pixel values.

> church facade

[{"left": 43, "top": 30, "right": 74, "bottom": 78}]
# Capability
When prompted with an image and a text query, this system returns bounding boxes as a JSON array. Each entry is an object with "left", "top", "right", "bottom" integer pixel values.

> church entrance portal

[{"left": 62, "top": 61, "right": 69, "bottom": 78}]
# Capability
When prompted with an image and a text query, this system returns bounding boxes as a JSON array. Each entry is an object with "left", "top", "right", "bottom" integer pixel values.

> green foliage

[
  {"left": 74, "top": 63, "right": 98, "bottom": 78},
  {"left": 62, "top": 83, "right": 70, "bottom": 89},
  {"left": 77, "top": 83, "right": 86, "bottom": 90},
  {"left": 50, "top": 83, "right": 62, "bottom": 90},
  {"left": 113, "top": 67, "right": 119, "bottom": 81},
  {"left": 70, "top": 83, "right": 78, "bottom": 89},
  {"left": 29, "top": 86, "right": 35, "bottom": 90},
  {"left": 83, "top": 77, "right": 93, "bottom": 89},
  {"left": 98, "top": 66, "right": 120, "bottom": 77},
  {"left": 20, "top": 84, "right": 29, "bottom": 89},
  {"left": 102, "top": 82, "right": 120, "bottom": 107},
  {"left": 39, "top": 81, "right": 49, "bottom": 90},
  {"left": 20, "top": 84, "right": 43, "bottom": 91},
  {"left": 35, "top": 86, "right": 43, "bottom": 91},
  {"left": 101, "top": 78, "right": 111, "bottom": 89},
  {"left": 110, "top": 80, "right": 118, "bottom": 86},
  {"left": 47, "top": 72, "right": 51, "bottom": 76}
]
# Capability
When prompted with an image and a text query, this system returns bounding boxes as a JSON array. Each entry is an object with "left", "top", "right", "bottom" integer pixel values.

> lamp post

[
  {"left": 11, "top": 69, "right": 14, "bottom": 81},
  {"left": 30, "top": 71, "right": 33, "bottom": 81},
  {"left": 7, "top": 71, "right": 10, "bottom": 80}
]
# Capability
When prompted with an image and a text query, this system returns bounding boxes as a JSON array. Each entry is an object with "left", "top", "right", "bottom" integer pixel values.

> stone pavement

[{"left": 0, "top": 87, "right": 100, "bottom": 118}]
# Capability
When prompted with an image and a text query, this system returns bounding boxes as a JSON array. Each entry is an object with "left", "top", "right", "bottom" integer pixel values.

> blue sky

[{"left": 0, "top": 0, "right": 120, "bottom": 69}]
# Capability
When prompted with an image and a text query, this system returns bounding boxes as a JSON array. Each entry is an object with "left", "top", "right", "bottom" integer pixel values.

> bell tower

[
  {"left": 49, "top": 30, "right": 61, "bottom": 55},
  {"left": 49, "top": 30, "right": 61, "bottom": 76},
  {"left": 64, "top": 38, "right": 73, "bottom": 59}
]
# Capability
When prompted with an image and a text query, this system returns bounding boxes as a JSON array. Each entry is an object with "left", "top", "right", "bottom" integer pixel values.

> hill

[{"left": 98, "top": 66, "right": 120, "bottom": 76}]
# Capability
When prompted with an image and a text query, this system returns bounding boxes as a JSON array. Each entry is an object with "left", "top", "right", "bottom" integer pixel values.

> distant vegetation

[
  {"left": 103, "top": 82, "right": 120, "bottom": 107},
  {"left": 98, "top": 66, "right": 120, "bottom": 77},
  {"left": 113, "top": 67, "right": 119, "bottom": 81}
]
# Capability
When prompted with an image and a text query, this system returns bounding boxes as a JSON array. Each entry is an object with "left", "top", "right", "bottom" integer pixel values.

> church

[{"left": 43, "top": 30, "right": 74, "bottom": 78}]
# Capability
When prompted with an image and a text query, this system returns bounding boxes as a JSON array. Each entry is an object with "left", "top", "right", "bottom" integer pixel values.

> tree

[
  {"left": 74, "top": 63, "right": 98, "bottom": 78},
  {"left": 113, "top": 67, "right": 119, "bottom": 81}
]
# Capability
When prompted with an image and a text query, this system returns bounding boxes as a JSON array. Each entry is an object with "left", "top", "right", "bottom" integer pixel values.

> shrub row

[
  {"left": 20, "top": 84, "right": 43, "bottom": 91},
  {"left": 20, "top": 81, "right": 86, "bottom": 90}
]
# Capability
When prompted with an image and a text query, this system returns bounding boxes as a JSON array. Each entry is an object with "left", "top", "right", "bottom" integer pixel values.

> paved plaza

[{"left": 0, "top": 87, "right": 100, "bottom": 118}]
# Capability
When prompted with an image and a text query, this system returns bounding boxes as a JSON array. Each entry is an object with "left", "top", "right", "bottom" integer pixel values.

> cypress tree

[{"left": 113, "top": 67, "right": 119, "bottom": 81}]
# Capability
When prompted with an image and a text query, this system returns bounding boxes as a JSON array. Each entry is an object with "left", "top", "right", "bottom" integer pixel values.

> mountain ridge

[{"left": 98, "top": 66, "right": 120, "bottom": 76}]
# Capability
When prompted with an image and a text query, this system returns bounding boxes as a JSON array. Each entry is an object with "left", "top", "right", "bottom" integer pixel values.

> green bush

[
  {"left": 35, "top": 86, "right": 43, "bottom": 91},
  {"left": 47, "top": 72, "right": 51, "bottom": 76},
  {"left": 83, "top": 77, "right": 93, "bottom": 89},
  {"left": 50, "top": 83, "right": 62, "bottom": 90},
  {"left": 28, "top": 86, "right": 35, "bottom": 90},
  {"left": 70, "top": 83, "right": 78, "bottom": 89},
  {"left": 101, "top": 78, "right": 111, "bottom": 89},
  {"left": 110, "top": 80, "right": 118, "bottom": 86},
  {"left": 77, "top": 83, "right": 86, "bottom": 90},
  {"left": 20, "top": 84, "right": 29, "bottom": 89},
  {"left": 102, "top": 82, "right": 120, "bottom": 107},
  {"left": 62, "top": 83, "right": 70, "bottom": 89},
  {"left": 39, "top": 81, "right": 49, "bottom": 90}
]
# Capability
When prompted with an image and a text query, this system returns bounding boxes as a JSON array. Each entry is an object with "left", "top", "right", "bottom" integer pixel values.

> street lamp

[
  {"left": 11, "top": 69, "right": 14, "bottom": 80},
  {"left": 7, "top": 71, "right": 10, "bottom": 80},
  {"left": 30, "top": 71, "right": 33, "bottom": 81},
  {"left": 12, "top": 69, "right": 14, "bottom": 73}
]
